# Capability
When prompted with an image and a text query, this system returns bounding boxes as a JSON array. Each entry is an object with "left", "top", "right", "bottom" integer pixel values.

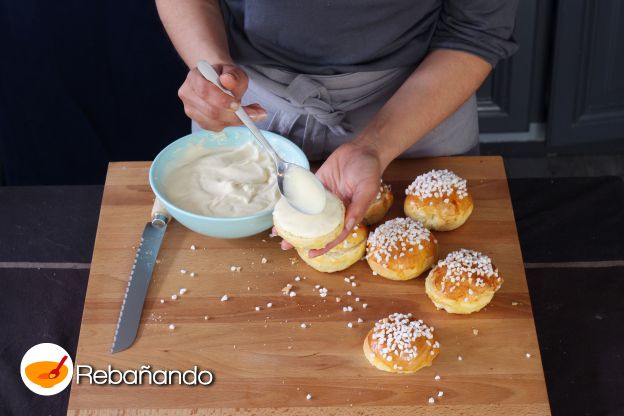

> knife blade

[{"left": 111, "top": 199, "right": 171, "bottom": 353}]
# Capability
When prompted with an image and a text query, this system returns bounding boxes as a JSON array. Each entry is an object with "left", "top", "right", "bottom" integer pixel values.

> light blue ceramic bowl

[{"left": 149, "top": 127, "right": 309, "bottom": 238}]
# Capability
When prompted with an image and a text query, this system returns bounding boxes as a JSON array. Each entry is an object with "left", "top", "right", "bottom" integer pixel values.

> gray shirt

[{"left": 220, "top": 0, "right": 519, "bottom": 75}]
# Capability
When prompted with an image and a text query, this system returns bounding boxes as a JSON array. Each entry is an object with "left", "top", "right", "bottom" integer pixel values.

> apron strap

[
  {"left": 287, "top": 75, "right": 348, "bottom": 136},
  {"left": 243, "top": 65, "right": 412, "bottom": 159}
]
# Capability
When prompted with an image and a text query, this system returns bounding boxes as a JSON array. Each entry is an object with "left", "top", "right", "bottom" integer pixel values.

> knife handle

[{"left": 151, "top": 198, "right": 171, "bottom": 226}]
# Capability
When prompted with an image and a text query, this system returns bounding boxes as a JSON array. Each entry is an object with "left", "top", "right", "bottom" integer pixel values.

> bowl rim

[{"left": 149, "top": 126, "right": 309, "bottom": 222}]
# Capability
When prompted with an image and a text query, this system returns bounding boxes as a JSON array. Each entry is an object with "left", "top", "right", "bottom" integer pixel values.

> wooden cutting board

[{"left": 68, "top": 157, "right": 550, "bottom": 415}]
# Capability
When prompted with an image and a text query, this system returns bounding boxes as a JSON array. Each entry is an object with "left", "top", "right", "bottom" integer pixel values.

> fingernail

[
  {"left": 345, "top": 218, "right": 355, "bottom": 231},
  {"left": 229, "top": 101, "right": 240, "bottom": 111},
  {"left": 223, "top": 72, "right": 237, "bottom": 81},
  {"left": 250, "top": 111, "right": 267, "bottom": 121}
]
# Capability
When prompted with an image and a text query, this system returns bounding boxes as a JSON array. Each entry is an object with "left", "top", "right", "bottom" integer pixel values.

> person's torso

[{"left": 220, "top": 0, "right": 442, "bottom": 74}]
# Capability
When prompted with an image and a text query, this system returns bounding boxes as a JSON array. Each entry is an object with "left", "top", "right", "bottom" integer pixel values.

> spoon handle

[
  {"left": 55, "top": 355, "right": 68, "bottom": 371},
  {"left": 196, "top": 61, "right": 281, "bottom": 164}
]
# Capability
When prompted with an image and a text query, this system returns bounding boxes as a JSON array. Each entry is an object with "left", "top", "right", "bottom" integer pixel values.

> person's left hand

[{"left": 279, "top": 142, "right": 383, "bottom": 257}]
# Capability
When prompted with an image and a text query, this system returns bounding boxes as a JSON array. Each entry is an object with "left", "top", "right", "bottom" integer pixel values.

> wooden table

[{"left": 68, "top": 157, "right": 550, "bottom": 415}]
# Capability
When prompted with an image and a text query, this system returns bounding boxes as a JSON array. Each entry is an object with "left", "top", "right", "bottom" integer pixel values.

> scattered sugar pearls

[{"left": 405, "top": 169, "right": 468, "bottom": 200}]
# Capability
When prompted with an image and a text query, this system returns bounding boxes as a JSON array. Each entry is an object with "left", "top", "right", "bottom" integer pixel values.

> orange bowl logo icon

[{"left": 20, "top": 343, "right": 73, "bottom": 396}]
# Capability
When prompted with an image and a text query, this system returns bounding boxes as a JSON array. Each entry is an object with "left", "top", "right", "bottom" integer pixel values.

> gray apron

[{"left": 192, "top": 64, "right": 479, "bottom": 160}]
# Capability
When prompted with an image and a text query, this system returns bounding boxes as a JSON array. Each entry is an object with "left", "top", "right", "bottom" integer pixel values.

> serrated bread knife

[{"left": 111, "top": 198, "right": 171, "bottom": 353}]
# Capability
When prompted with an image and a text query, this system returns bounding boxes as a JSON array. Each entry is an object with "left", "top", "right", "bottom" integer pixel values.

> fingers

[
  {"left": 281, "top": 240, "right": 294, "bottom": 250},
  {"left": 344, "top": 182, "right": 379, "bottom": 231},
  {"left": 244, "top": 103, "right": 268, "bottom": 121},
  {"left": 179, "top": 67, "right": 267, "bottom": 131},
  {"left": 181, "top": 88, "right": 240, "bottom": 131},
  {"left": 188, "top": 68, "right": 239, "bottom": 110},
  {"left": 271, "top": 226, "right": 294, "bottom": 251},
  {"left": 308, "top": 226, "right": 352, "bottom": 258},
  {"left": 308, "top": 182, "right": 378, "bottom": 259},
  {"left": 218, "top": 64, "right": 249, "bottom": 99}
]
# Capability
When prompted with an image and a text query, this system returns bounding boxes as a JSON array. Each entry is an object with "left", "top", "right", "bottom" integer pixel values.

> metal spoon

[{"left": 196, "top": 60, "right": 326, "bottom": 215}]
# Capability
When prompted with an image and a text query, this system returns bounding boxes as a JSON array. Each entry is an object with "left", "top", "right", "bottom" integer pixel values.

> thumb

[
  {"left": 344, "top": 183, "right": 378, "bottom": 231},
  {"left": 219, "top": 64, "right": 248, "bottom": 100}
]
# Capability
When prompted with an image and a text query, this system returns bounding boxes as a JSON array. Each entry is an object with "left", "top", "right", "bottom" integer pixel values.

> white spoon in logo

[{"left": 196, "top": 60, "right": 326, "bottom": 215}]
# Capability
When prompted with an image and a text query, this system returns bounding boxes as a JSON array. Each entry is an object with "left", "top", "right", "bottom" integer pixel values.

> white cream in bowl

[{"left": 163, "top": 141, "right": 280, "bottom": 217}]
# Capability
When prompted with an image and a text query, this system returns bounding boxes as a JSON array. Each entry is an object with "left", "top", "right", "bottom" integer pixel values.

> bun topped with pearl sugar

[
  {"left": 366, "top": 217, "right": 437, "bottom": 280},
  {"left": 363, "top": 181, "right": 394, "bottom": 225},
  {"left": 425, "top": 249, "right": 503, "bottom": 314},
  {"left": 363, "top": 312, "right": 440, "bottom": 373},
  {"left": 404, "top": 169, "right": 473, "bottom": 231},
  {"left": 296, "top": 223, "right": 368, "bottom": 273}
]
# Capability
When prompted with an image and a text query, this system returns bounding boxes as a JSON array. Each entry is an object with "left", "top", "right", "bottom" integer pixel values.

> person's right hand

[{"left": 178, "top": 63, "right": 267, "bottom": 131}]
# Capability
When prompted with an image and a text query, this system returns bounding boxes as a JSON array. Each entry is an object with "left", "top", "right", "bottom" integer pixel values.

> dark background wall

[
  {"left": 478, "top": 0, "right": 624, "bottom": 155},
  {"left": 0, "top": 0, "right": 189, "bottom": 185},
  {"left": 1, "top": 0, "right": 623, "bottom": 185}
]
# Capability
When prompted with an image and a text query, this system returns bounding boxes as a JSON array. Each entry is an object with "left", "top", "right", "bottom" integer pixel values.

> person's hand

[
  {"left": 279, "top": 142, "right": 383, "bottom": 257},
  {"left": 178, "top": 63, "right": 267, "bottom": 131}
]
